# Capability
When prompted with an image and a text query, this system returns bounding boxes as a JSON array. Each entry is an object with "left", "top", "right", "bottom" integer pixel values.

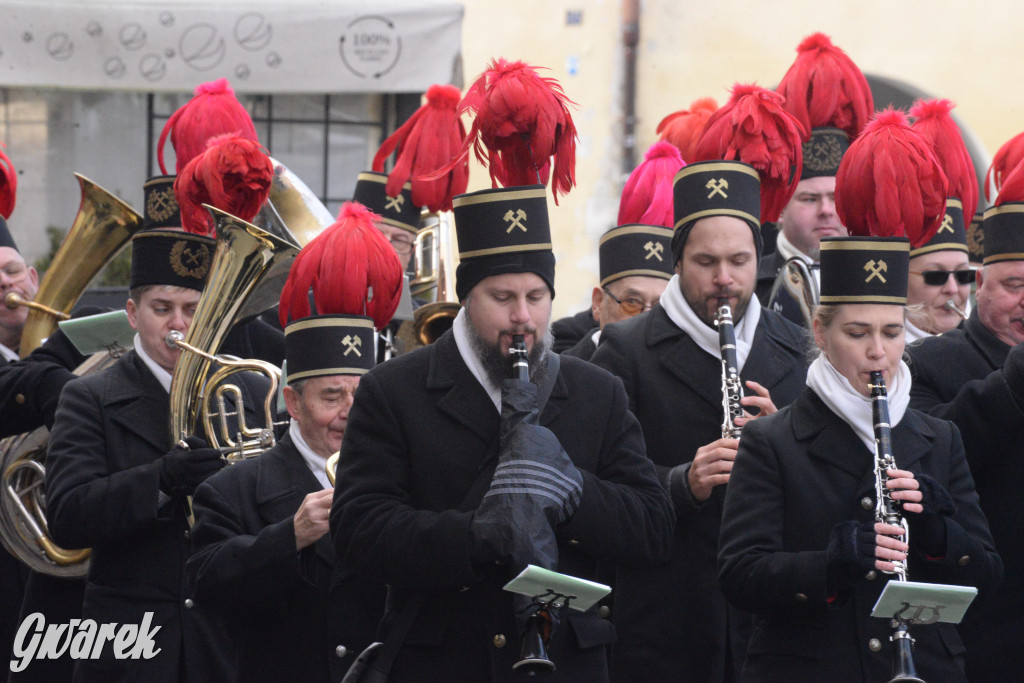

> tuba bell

[
  {"left": 167, "top": 208, "right": 298, "bottom": 460},
  {"left": 252, "top": 157, "right": 335, "bottom": 249},
  {"left": 766, "top": 256, "right": 819, "bottom": 327},
  {"left": 0, "top": 174, "right": 144, "bottom": 577}
]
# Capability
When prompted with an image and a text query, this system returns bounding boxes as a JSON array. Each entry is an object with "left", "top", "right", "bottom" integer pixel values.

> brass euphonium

[
  {"left": 766, "top": 256, "right": 820, "bottom": 327},
  {"left": 394, "top": 211, "right": 461, "bottom": 354},
  {"left": 167, "top": 208, "right": 298, "bottom": 460},
  {"left": 0, "top": 174, "right": 144, "bottom": 577},
  {"left": 252, "top": 157, "right": 336, "bottom": 249}
]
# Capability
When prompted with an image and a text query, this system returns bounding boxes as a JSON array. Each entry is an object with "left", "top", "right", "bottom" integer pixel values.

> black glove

[
  {"left": 158, "top": 436, "right": 224, "bottom": 497},
  {"left": 904, "top": 473, "right": 955, "bottom": 556},
  {"left": 826, "top": 520, "right": 878, "bottom": 595}
]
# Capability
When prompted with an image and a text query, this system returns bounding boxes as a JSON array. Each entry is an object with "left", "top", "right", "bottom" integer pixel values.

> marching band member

[
  {"left": 188, "top": 202, "right": 402, "bottom": 682},
  {"left": 591, "top": 84, "right": 808, "bottom": 683}
]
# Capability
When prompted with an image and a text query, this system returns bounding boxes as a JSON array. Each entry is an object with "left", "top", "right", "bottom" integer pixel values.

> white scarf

[
  {"left": 452, "top": 307, "right": 502, "bottom": 413},
  {"left": 0, "top": 342, "right": 18, "bottom": 363},
  {"left": 289, "top": 419, "right": 332, "bottom": 490},
  {"left": 806, "top": 354, "right": 911, "bottom": 453},
  {"left": 659, "top": 274, "right": 761, "bottom": 371},
  {"left": 903, "top": 318, "right": 932, "bottom": 344},
  {"left": 134, "top": 333, "right": 172, "bottom": 393},
  {"left": 775, "top": 230, "right": 821, "bottom": 289}
]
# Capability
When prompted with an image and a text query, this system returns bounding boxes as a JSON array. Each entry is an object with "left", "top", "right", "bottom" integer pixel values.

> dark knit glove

[
  {"left": 158, "top": 436, "right": 224, "bottom": 497},
  {"left": 904, "top": 473, "right": 954, "bottom": 557},
  {"left": 826, "top": 520, "right": 878, "bottom": 595}
]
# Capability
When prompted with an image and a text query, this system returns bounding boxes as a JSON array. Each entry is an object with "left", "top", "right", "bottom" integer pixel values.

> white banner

[{"left": 0, "top": 0, "right": 463, "bottom": 93}]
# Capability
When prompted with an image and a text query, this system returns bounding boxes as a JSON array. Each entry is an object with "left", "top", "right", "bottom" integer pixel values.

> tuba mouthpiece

[{"left": 165, "top": 330, "right": 185, "bottom": 348}]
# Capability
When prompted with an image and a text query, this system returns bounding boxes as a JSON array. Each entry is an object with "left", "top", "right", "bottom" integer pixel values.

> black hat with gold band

[
  {"left": 801, "top": 128, "right": 851, "bottom": 179},
  {"left": 284, "top": 314, "right": 376, "bottom": 380},
  {"left": 599, "top": 225, "right": 674, "bottom": 287},
  {"left": 0, "top": 217, "right": 17, "bottom": 251},
  {"left": 352, "top": 171, "right": 421, "bottom": 234},
  {"left": 452, "top": 184, "right": 555, "bottom": 301},
  {"left": 144, "top": 175, "right": 181, "bottom": 229},
  {"left": 819, "top": 237, "right": 910, "bottom": 305},
  {"left": 967, "top": 209, "right": 984, "bottom": 264},
  {"left": 981, "top": 203, "right": 1024, "bottom": 264},
  {"left": 129, "top": 229, "right": 214, "bottom": 292},
  {"left": 910, "top": 198, "right": 969, "bottom": 259},
  {"left": 671, "top": 160, "right": 762, "bottom": 265}
]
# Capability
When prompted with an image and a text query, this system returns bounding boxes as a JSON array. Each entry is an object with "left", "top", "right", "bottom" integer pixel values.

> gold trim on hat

[
  {"left": 983, "top": 252, "right": 1024, "bottom": 264},
  {"left": 288, "top": 366, "right": 370, "bottom": 381},
  {"left": 600, "top": 268, "right": 673, "bottom": 287},
  {"left": 459, "top": 242, "right": 553, "bottom": 259},
  {"left": 819, "top": 295, "right": 907, "bottom": 304},
  {"left": 356, "top": 171, "right": 412, "bottom": 191},
  {"left": 674, "top": 208, "right": 758, "bottom": 231},
  {"left": 379, "top": 216, "right": 418, "bottom": 233},
  {"left": 910, "top": 242, "right": 969, "bottom": 258},
  {"left": 285, "top": 316, "right": 375, "bottom": 335},
  {"left": 674, "top": 162, "right": 760, "bottom": 183},
  {"left": 453, "top": 187, "right": 548, "bottom": 208},
  {"left": 983, "top": 203, "right": 1024, "bottom": 220},
  {"left": 599, "top": 225, "right": 674, "bottom": 244},
  {"left": 820, "top": 240, "right": 910, "bottom": 253}
]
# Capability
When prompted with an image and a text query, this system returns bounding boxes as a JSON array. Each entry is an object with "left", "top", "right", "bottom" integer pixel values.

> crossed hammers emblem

[
  {"left": 705, "top": 178, "right": 729, "bottom": 199},
  {"left": 341, "top": 335, "right": 362, "bottom": 357},
  {"left": 644, "top": 241, "right": 664, "bottom": 261},
  {"left": 503, "top": 209, "right": 527, "bottom": 233},
  {"left": 384, "top": 194, "right": 404, "bottom": 212},
  {"left": 939, "top": 213, "right": 954, "bottom": 234},
  {"left": 864, "top": 259, "right": 888, "bottom": 284}
]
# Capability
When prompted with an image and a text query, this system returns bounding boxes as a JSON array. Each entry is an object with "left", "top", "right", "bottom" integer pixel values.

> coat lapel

[
  {"left": 429, "top": 332, "right": 501, "bottom": 444},
  {"left": 793, "top": 391, "right": 871, "bottom": 480},
  {"left": 740, "top": 315, "right": 805, "bottom": 392},
  {"left": 106, "top": 352, "right": 173, "bottom": 454},
  {"left": 647, "top": 307, "right": 721, "bottom": 412}
]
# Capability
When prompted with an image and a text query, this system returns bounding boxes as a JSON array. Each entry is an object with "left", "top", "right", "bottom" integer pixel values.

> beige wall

[{"left": 460, "top": 0, "right": 1022, "bottom": 319}]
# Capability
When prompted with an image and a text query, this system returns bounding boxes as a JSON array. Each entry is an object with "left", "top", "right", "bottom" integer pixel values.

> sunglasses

[
  {"left": 909, "top": 269, "right": 976, "bottom": 287},
  {"left": 603, "top": 288, "right": 654, "bottom": 317}
]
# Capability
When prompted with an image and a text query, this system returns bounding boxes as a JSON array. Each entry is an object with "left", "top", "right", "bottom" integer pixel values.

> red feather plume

[
  {"left": 993, "top": 158, "right": 1024, "bottom": 205},
  {"left": 655, "top": 97, "right": 718, "bottom": 162},
  {"left": 0, "top": 142, "right": 16, "bottom": 219},
  {"left": 372, "top": 84, "right": 468, "bottom": 212},
  {"left": 157, "top": 78, "right": 258, "bottom": 175},
  {"left": 174, "top": 135, "right": 274, "bottom": 237},
  {"left": 910, "top": 98, "right": 978, "bottom": 222},
  {"left": 776, "top": 32, "right": 874, "bottom": 140},
  {"left": 442, "top": 58, "right": 577, "bottom": 204},
  {"left": 278, "top": 202, "right": 403, "bottom": 330},
  {"left": 985, "top": 130, "right": 1024, "bottom": 202},
  {"left": 692, "top": 83, "right": 806, "bottom": 223},
  {"left": 835, "top": 109, "right": 948, "bottom": 248},
  {"left": 618, "top": 141, "right": 684, "bottom": 227}
]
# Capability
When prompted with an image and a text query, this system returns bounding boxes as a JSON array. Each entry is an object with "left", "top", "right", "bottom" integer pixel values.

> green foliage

[{"left": 32, "top": 224, "right": 132, "bottom": 287}]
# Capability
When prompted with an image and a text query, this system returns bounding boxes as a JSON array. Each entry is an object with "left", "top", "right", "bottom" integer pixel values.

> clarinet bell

[
  {"left": 513, "top": 612, "right": 556, "bottom": 675},
  {"left": 888, "top": 621, "right": 926, "bottom": 683}
]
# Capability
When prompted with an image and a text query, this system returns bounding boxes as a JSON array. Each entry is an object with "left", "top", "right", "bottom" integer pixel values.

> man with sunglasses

[
  {"left": 563, "top": 224, "right": 674, "bottom": 360},
  {"left": 907, "top": 190, "right": 1024, "bottom": 680}
]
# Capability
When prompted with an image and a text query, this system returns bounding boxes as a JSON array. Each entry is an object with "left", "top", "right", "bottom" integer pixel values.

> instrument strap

[{"left": 361, "top": 351, "right": 562, "bottom": 680}]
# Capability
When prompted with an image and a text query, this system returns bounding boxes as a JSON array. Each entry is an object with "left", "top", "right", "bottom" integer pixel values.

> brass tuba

[
  {"left": 167, "top": 208, "right": 298, "bottom": 460},
  {"left": 0, "top": 174, "right": 144, "bottom": 577},
  {"left": 394, "top": 211, "right": 461, "bottom": 353},
  {"left": 252, "top": 157, "right": 336, "bottom": 249},
  {"left": 766, "top": 257, "right": 819, "bottom": 327}
]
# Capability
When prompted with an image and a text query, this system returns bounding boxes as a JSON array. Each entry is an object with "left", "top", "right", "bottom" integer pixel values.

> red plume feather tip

[
  {"left": 909, "top": 98, "right": 978, "bottom": 222},
  {"left": 174, "top": 135, "right": 274, "bottom": 237},
  {"left": 372, "top": 83, "right": 468, "bottom": 212},
  {"left": 157, "top": 78, "right": 259, "bottom": 175},
  {"left": 617, "top": 141, "right": 685, "bottom": 227},
  {"left": 278, "top": 202, "right": 403, "bottom": 330},
  {"left": 0, "top": 142, "right": 17, "bottom": 219},
  {"left": 442, "top": 58, "right": 578, "bottom": 204},
  {"left": 776, "top": 32, "right": 874, "bottom": 140},
  {"left": 692, "top": 83, "right": 806, "bottom": 223},
  {"left": 993, "top": 158, "right": 1024, "bottom": 205},
  {"left": 655, "top": 97, "right": 719, "bottom": 162},
  {"left": 835, "top": 108, "right": 948, "bottom": 248},
  {"left": 986, "top": 130, "right": 1024, "bottom": 203}
]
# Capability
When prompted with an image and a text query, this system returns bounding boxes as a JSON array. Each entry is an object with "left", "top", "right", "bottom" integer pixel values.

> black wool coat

[
  {"left": 330, "top": 331, "right": 674, "bottom": 683},
  {"left": 590, "top": 303, "right": 807, "bottom": 683},
  {"left": 718, "top": 389, "right": 1002, "bottom": 682},
  {"left": 188, "top": 433, "right": 385, "bottom": 683},
  {"left": 560, "top": 327, "right": 597, "bottom": 361},
  {"left": 44, "top": 350, "right": 267, "bottom": 682},
  {"left": 551, "top": 308, "right": 597, "bottom": 354},
  {"left": 906, "top": 310, "right": 1024, "bottom": 680}
]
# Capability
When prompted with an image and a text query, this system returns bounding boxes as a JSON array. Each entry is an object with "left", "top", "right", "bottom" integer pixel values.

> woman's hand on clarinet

[
  {"left": 872, "top": 522, "right": 910, "bottom": 573},
  {"left": 885, "top": 468, "right": 924, "bottom": 514},
  {"left": 735, "top": 381, "right": 777, "bottom": 426}
]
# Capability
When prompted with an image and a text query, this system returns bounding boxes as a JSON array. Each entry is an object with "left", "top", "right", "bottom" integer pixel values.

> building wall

[{"left": 460, "top": 0, "right": 1023, "bottom": 319}]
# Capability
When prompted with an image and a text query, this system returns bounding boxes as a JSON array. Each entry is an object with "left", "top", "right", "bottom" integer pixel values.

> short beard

[
  {"left": 465, "top": 318, "right": 552, "bottom": 388},
  {"left": 683, "top": 287, "right": 753, "bottom": 329}
]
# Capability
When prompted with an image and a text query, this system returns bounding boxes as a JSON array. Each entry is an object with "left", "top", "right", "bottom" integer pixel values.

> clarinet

[
  {"left": 508, "top": 333, "right": 557, "bottom": 674},
  {"left": 714, "top": 298, "right": 744, "bottom": 438},
  {"left": 869, "top": 371, "right": 925, "bottom": 683}
]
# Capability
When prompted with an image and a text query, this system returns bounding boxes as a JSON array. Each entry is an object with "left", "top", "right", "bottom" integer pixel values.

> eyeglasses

[
  {"left": 909, "top": 269, "right": 976, "bottom": 287},
  {"left": 603, "top": 288, "right": 654, "bottom": 317},
  {"left": 387, "top": 236, "right": 415, "bottom": 256},
  {"left": 0, "top": 262, "right": 29, "bottom": 282}
]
